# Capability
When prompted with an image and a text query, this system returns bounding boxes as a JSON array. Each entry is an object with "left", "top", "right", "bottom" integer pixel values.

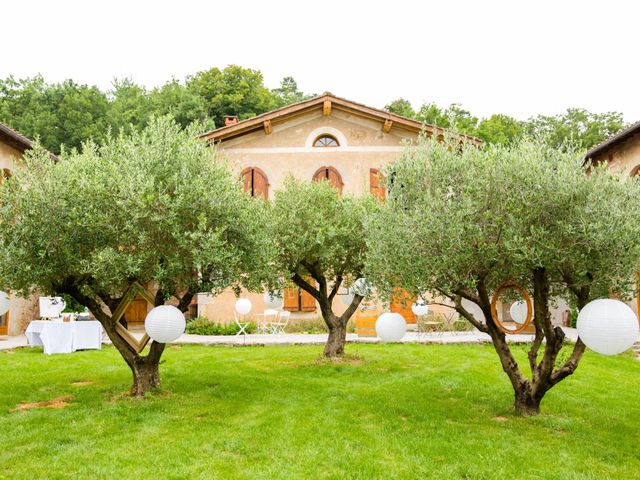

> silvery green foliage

[
  {"left": 367, "top": 136, "right": 640, "bottom": 306},
  {"left": 0, "top": 116, "right": 265, "bottom": 303},
  {"left": 263, "top": 177, "right": 376, "bottom": 290}
]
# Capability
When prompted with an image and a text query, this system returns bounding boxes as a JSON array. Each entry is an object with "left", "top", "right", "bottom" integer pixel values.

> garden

[{"left": 2, "top": 344, "right": 639, "bottom": 479}]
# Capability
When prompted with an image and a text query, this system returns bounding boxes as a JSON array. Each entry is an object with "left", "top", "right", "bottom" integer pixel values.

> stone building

[{"left": 195, "top": 93, "right": 481, "bottom": 323}]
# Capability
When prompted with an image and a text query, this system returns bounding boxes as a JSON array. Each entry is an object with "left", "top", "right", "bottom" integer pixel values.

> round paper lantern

[
  {"left": 144, "top": 305, "right": 185, "bottom": 343},
  {"left": 376, "top": 312, "right": 407, "bottom": 342},
  {"left": 263, "top": 291, "right": 284, "bottom": 309},
  {"left": 510, "top": 300, "right": 528, "bottom": 324},
  {"left": 0, "top": 291, "right": 10, "bottom": 316},
  {"left": 461, "top": 298, "right": 485, "bottom": 323},
  {"left": 352, "top": 278, "right": 370, "bottom": 297},
  {"left": 411, "top": 300, "right": 429, "bottom": 317},
  {"left": 340, "top": 292, "right": 355, "bottom": 306},
  {"left": 577, "top": 299, "right": 639, "bottom": 356},
  {"left": 235, "top": 298, "right": 252, "bottom": 315}
]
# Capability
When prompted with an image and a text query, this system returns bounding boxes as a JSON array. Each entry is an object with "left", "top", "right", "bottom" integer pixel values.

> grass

[{"left": 0, "top": 343, "right": 639, "bottom": 479}]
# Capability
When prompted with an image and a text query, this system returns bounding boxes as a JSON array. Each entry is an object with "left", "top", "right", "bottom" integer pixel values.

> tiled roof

[{"left": 585, "top": 120, "right": 640, "bottom": 161}]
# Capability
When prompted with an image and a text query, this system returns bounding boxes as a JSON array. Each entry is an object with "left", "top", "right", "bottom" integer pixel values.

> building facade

[
  {"left": 195, "top": 93, "right": 481, "bottom": 323},
  {"left": 0, "top": 123, "right": 45, "bottom": 336}
]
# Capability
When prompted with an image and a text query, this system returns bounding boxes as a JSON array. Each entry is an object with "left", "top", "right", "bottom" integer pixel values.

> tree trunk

[
  {"left": 130, "top": 357, "right": 161, "bottom": 397},
  {"left": 324, "top": 322, "right": 347, "bottom": 357},
  {"left": 514, "top": 387, "right": 542, "bottom": 416}
]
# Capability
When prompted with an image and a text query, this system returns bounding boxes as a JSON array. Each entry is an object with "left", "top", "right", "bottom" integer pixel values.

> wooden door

[
  {"left": 370, "top": 169, "right": 386, "bottom": 202},
  {"left": 0, "top": 311, "right": 8, "bottom": 336},
  {"left": 390, "top": 288, "right": 416, "bottom": 324}
]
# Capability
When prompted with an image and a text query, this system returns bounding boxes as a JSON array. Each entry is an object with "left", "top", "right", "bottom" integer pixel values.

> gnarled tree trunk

[
  {"left": 453, "top": 269, "right": 588, "bottom": 415},
  {"left": 293, "top": 269, "right": 363, "bottom": 358}
]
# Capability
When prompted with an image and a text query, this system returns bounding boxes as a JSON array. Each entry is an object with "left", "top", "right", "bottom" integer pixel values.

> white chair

[
  {"left": 256, "top": 309, "right": 278, "bottom": 334},
  {"left": 234, "top": 313, "right": 250, "bottom": 337},
  {"left": 271, "top": 311, "right": 290, "bottom": 335}
]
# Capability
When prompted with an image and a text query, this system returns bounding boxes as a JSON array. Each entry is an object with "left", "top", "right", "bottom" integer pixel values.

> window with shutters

[
  {"left": 241, "top": 167, "right": 269, "bottom": 200},
  {"left": 312, "top": 166, "right": 343, "bottom": 193},
  {"left": 369, "top": 168, "right": 386, "bottom": 202},
  {"left": 283, "top": 278, "right": 317, "bottom": 312},
  {"left": 313, "top": 134, "right": 339, "bottom": 147}
]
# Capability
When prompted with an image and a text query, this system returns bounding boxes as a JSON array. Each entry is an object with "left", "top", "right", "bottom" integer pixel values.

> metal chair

[
  {"left": 257, "top": 309, "right": 278, "bottom": 334},
  {"left": 234, "top": 313, "right": 250, "bottom": 337},
  {"left": 271, "top": 311, "right": 290, "bottom": 335}
]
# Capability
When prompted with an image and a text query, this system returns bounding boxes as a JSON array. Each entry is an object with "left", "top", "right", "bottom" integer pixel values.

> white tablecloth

[{"left": 25, "top": 320, "right": 102, "bottom": 355}]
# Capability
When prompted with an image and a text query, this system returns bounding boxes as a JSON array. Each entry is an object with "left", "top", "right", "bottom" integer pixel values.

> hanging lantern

[
  {"left": 144, "top": 305, "right": 185, "bottom": 343},
  {"left": 235, "top": 298, "right": 252, "bottom": 315},
  {"left": 411, "top": 300, "right": 429, "bottom": 317},
  {"left": 376, "top": 312, "right": 407, "bottom": 342},
  {"left": 352, "top": 278, "right": 371, "bottom": 297},
  {"left": 340, "top": 291, "right": 355, "bottom": 306},
  {"left": 0, "top": 291, "right": 10, "bottom": 316},
  {"left": 509, "top": 300, "right": 528, "bottom": 324},
  {"left": 263, "top": 291, "right": 284, "bottom": 309},
  {"left": 577, "top": 299, "right": 639, "bottom": 356}
]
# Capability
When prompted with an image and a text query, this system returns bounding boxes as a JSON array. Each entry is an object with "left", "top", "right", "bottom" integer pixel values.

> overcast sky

[{"left": 2, "top": 0, "right": 638, "bottom": 122}]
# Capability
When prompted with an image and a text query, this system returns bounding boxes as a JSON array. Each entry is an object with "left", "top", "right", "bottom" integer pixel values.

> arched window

[
  {"left": 241, "top": 167, "right": 269, "bottom": 200},
  {"left": 369, "top": 168, "right": 386, "bottom": 202},
  {"left": 313, "top": 135, "right": 339, "bottom": 147},
  {"left": 312, "top": 166, "right": 343, "bottom": 193}
]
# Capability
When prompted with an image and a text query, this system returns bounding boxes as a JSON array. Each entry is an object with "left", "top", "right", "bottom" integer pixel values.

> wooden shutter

[
  {"left": 252, "top": 169, "right": 269, "bottom": 200},
  {"left": 241, "top": 168, "right": 252, "bottom": 194},
  {"left": 370, "top": 169, "right": 386, "bottom": 202},
  {"left": 390, "top": 288, "right": 416, "bottom": 324},
  {"left": 300, "top": 277, "right": 317, "bottom": 312},
  {"left": 326, "top": 168, "right": 343, "bottom": 194},
  {"left": 313, "top": 167, "right": 343, "bottom": 194},
  {"left": 283, "top": 287, "right": 299, "bottom": 311}
]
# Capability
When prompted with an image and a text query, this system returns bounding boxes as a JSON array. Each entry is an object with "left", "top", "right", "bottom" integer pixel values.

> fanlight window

[{"left": 313, "top": 135, "right": 339, "bottom": 147}]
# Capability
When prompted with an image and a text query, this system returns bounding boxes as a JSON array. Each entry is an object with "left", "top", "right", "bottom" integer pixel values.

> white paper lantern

[
  {"left": 352, "top": 278, "right": 371, "bottom": 297},
  {"left": 144, "top": 305, "right": 185, "bottom": 343},
  {"left": 577, "top": 299, "right": 639, "bottom": 356},
  {"left": 411, "top": 300, "right": 429, "bottom": 317},
  {"left": 461, "top": 298, "right": 485, "bottom": 323},
  {"left": 235, "top": 298, "right": 252, "bottom": 315},
  {"left": 376, "top": 312, "right": 407, "bottom": 342},
  {"left": 0, "top": 291, "right": 10, "bottom": 316},
  {"left": 263, "top": 291, "right": 284, "bottom": 309},
  {"left": 509, "top": 300, "right": 528, "bottom": 324},
  {"left": 340, "top": 292, "right": 355, "bottom": 305}
]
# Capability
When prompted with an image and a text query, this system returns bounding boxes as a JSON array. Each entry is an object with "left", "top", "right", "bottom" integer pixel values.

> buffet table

[{"left": 25, "top": 321, "right": 102, "bottom": 355}]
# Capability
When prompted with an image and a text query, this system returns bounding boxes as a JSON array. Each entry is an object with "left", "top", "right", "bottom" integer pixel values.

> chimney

[{"left": 224, "top": 115, "right": 239, "bottom": 126}]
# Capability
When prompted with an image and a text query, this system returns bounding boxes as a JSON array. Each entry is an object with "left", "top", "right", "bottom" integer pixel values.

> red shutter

[
  {"left": 370, "top": 169, "right": 386, "bottom": 202},
  {"left": 326, "top": 168, "right": 343, "bottom": 194},
  {"left": 283, "top": 288, "right": 299, "bottom": 311},
  {"left": 300, "top": 277, "right": 317, "bottom": 312},
  {"left": 253, "top": 169, "right": 269, "bottom": 200},
  {"left": 390, "top": 288, "right": 416, "bottom": 324},
  {"left": 241, "top": 168, "right": 252, "bottom": 194}
]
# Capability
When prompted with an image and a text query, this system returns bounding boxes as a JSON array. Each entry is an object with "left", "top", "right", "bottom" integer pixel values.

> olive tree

[
  {"left": 367, "top": 137, "right": 640, "bottom": 415},
  {"left": 264, "top": 178, "right": 375, "bottom": 357},
  {"left": 0, "top": 117, "right": 264, "bottom": 396}
]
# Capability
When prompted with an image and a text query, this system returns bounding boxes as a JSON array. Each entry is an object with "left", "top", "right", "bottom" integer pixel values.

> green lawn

[{"left": 1, "top": 343, "right": 638, "bottom": 479}]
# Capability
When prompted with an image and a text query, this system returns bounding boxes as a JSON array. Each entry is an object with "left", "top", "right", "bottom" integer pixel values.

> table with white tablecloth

[{"left": 25, "top": 320, "right": 103, "bottom": 354}]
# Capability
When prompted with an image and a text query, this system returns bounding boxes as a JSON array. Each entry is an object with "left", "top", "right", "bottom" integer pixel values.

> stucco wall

[{"left": 0, "top": 140, "right": 40, "bottom": 336}]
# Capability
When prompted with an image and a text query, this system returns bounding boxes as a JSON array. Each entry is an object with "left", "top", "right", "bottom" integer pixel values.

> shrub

[{"left": 185, "top": 317, "right": 256, "bottom": 336}]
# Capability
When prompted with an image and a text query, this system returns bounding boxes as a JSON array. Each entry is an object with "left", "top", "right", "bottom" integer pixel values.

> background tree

[
  {"left": 475, "top": 114, "right": 524, "bottom": 145},
  {"left": 263, "top": 178, "right": 375, "bottom": 357},
  {"left": 272, "top": 76, "right": 313, "bottom": 108},
  {"left": 384, "top": 98, "right": 416, "bottom": 119},
  {"left": 0, "top": 117, "right": 264, "bottom": 395},
  {"left": 526, "top": 108, "right": 625, "bottom": 150},
  {"left": 186, "top": 65, "right": 276, "bottom": 127},
  {"left": 367, "top": 137, "right": 640, "bottom": 414}
]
